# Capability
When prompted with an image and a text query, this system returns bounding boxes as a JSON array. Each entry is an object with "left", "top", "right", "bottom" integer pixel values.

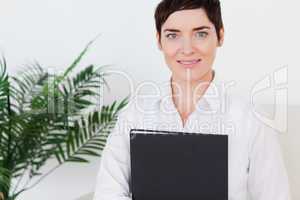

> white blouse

[{"left": 93, "top": 72, "right": 291, "bottom": 200}]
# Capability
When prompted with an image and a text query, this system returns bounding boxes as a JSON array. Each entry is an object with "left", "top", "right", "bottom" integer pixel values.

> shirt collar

[{"left": 159, "top": 70, "right": 222, "bottom": 114}]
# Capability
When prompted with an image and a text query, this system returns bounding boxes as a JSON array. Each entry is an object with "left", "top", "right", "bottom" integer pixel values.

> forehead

[{"left": 162, "top": 8, "right": 213, "bottom": 30}]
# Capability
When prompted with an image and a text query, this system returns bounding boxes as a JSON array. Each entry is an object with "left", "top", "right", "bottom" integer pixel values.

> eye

[
  {"left": 166, "top": 33, "right": 177, "bottom": 39},
  {"left": 195, "top": 31, "right": 208, "bottom": 38}
]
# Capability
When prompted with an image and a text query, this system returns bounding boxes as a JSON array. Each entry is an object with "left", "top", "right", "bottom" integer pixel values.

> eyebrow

[{"left": 163, "top": 26, "right": 211, "bottom": 33}]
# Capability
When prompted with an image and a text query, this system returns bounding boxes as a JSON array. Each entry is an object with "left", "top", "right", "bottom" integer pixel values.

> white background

[{"left": 0, "top": 0, "right": 299, "bottom": 199}]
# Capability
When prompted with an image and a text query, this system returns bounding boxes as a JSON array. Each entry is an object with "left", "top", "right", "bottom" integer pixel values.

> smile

[{"left": 177, "top": 59, "right": 201, "bottom": 68}]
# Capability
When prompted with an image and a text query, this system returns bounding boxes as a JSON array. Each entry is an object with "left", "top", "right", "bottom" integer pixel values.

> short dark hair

[{"left": 154, "top": 0, "right": 224, "bottom": 42}]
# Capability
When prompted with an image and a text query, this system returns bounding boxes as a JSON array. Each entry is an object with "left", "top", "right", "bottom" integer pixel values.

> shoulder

[
  {"left": 224, "top": 92, "right": 262, "bottom": 138},
  {"left": 117, "top": 94, "right": 161, "bottom": 127},
  {"left": 227, "top": 93, "right": 252, "bottom": 120}
]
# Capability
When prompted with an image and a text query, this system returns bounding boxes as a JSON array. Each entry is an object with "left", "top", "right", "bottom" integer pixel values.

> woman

[{"left": 93, "top": 0, "right": 290, "bottom": 199}]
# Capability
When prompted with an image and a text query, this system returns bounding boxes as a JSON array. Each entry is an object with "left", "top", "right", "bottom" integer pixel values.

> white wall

[
  {"left": 0, "top": 0, "right": 299, "bottom": 199},
  {"left": 1, "top": 0, "right": 299, "bottom": 105}
]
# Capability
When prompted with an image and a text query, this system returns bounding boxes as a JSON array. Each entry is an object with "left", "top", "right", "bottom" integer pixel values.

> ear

[
  {"left": 156, "top": 32, "right": 162, "bottom": 50},
  {"left": 218, "top": 28, "right": 225, "bottom": 47}
]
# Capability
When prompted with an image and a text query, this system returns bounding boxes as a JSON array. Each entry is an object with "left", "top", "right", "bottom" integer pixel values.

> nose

[{"left": 181, "top": 38, "right": 194, "bottom": 56}]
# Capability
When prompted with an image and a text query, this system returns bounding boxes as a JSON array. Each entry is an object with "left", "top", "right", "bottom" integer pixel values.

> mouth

[{"left": 177, "top": 59, "right": 201, "bottom": 68}]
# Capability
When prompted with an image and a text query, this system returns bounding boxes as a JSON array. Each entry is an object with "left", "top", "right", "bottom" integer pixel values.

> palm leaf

[
  {"left": 46, "top": 36, "right": 98, "bottom": 93},
  {"left": 54, "top": 98, "right": 128, "bottom": 163},
  {"left": 0, "top": 57, "right": 9, "bottom": 112},
  {"left": 0, "top": 39, "right": 129, "bottom": 200},
  {"left": 10, "top": 63, "right": 48, "bottom": 113},
  {"left": 0, "top": 167, "right": 11, "bottom": 195},
  {"left": 59, "top": 65, "right": 106, "bottom": 115}
]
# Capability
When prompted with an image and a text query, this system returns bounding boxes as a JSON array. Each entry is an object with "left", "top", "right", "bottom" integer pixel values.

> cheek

[
  {"left": 165, "top": 48, "right": 179, "bottom": 60},
  {"left": 161, "top": 41, "right": 180, "bottom": 60},
  {"left": 196, "top": 40, "right": 218, "bottom": 60}
]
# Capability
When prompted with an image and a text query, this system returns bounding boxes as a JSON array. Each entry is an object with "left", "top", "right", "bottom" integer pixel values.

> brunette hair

[{"left": 154, "top": 0, "right": 224, "bottom": 41}]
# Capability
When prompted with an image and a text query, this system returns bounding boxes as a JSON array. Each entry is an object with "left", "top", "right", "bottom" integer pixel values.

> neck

[{"left": 171, "top": 69, "right": 214, "bottom": 118}]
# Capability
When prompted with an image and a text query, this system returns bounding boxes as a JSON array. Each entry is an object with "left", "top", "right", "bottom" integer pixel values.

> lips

[{"left": 177, "top": 59, "right": 201, "bottom": 68}]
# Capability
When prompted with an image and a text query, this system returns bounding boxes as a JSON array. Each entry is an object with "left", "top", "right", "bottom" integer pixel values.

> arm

[
  {"left": 93, "top": 115, "right": 132, "bottom": 200},
  {"left": 247, "top": 123, "right": 291, "bottom": 200}
]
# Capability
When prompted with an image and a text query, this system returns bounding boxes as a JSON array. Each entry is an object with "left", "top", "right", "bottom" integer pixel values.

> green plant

[{"left": 0, "top": 41, "right": 128, "bottom": 200}]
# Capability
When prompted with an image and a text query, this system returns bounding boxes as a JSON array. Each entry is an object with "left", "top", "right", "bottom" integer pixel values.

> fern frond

[
  {"left": 0, "top": 167, "right": 11, "bottom": 194},
  {"left": 59, "top": 65, "right": 106, "bottom": 115},
  {"left": 11, "top": 63, "right": 48, "bottom": 113},
  {"left": 54, "top": 98, "right": 128, "bottom": 164}
]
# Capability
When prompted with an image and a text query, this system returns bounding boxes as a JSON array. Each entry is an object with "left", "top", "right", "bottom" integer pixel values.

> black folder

[{"left": 130, "top": 129, "right": 228, "bottom": 200}]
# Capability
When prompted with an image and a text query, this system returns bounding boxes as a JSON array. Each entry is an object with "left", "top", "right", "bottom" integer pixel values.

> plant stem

[
  {"left": 21, "top": 164, "right": 62, "bottom": 192},
  {"left": 3, "top": 83, "right": 13, "bottom": 200},
  {"left": 12, "top": 165, "right": 29, "bottom": 195}
]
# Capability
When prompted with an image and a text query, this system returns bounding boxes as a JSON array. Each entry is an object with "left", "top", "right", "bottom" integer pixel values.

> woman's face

[{"left": 157, "top": 8, "right": 224, "bottom": 83}]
